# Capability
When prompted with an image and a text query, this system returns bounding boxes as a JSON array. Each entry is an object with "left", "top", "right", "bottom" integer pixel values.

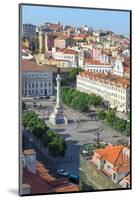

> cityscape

[{"left": 20, "top": 5, "right": 131, "bottom": 195}]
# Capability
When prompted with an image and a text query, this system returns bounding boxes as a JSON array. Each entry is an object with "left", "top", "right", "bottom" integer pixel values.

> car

[
  {"left": 39, "top": 96, "right": 44, "bottom": 99},
  {"left": 68, "top": 175, "right": 79, "bottom": 184},
  {"left": 57, "top": 169, "right": 69, "bottom": 177},
  {"left": 45, "top": 96, "right": 50, "bottom": 99}
]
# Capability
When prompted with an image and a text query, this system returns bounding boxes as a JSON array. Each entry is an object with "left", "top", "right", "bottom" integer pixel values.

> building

[
  {"left": 54, "top": 34, "right": 69, "bottom": 49},
  {"left": 85, "top": 59, "right": 112, "bottom": 73},
  {"left": 92, "top": 145, "right": 130, "bottom": 186},
  {"left": 52, "top": 48, "right": 79, "bottom": 67},
  {"left": 21, "top": 60, "right": 53, "bottom": 97},
  {"left": 21, "top": 149, "right": 79, "bottom": 195},
  {"left": 22, "top": 24, "right": 36, "bottom": 39},
  {"left": 39, "top": 31, "right": 55, "bottom": 53},
  {"left": 92, "top": 48, "right": 102, "bottom": 61},
  {"left": 77, "top": 71, "right": 130, "bottom": 112},
  {"left": 119, "top": 175, "right": 130, "bottom": 188}
]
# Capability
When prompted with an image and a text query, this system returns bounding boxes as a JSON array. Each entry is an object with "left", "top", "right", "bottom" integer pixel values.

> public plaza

[{"left": 23, "top": 97, "right": 129, "bottom": 176}]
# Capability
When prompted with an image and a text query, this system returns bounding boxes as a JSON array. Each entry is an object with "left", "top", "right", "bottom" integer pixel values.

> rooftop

[
  {"left": 94, "top": 145, "right": 130, "bottom": 168},
  {"left": 79, "top": 71, "right": 130, "bottom": 88},
  {"left": 85, "top": 59, "right": 111, "bottom": 66},
  {"left": 23, "top": 154, "right": 79, "bottom": 194},
  {"left": 57, "top": 48, "right": 78, "bottom": 55}
]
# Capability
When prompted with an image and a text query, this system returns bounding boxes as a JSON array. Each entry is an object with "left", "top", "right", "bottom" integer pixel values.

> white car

[{"left": 57, "top": 169, "right": 69, "bottom": 177}]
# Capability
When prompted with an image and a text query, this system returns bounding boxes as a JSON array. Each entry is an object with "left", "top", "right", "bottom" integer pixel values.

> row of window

[
  {"left": 54, "top": 54, "right": 75, "bottom": 60},
  {"left": 23, "top": 89, "right": 51, "bottom": 95},
  {"left": 77, "top": 82, "right": 126, "bottom": 100},
  {"left": 23, "top": 74, "right": 48, "bottom": 77},
  {"left": 77, "top": 86, "right": 126, "bottom": 108},
  {"left": 24, "top": 82, "right": 52, "bottom": 88},
  {"left": 88, "top": 69, "right": 111, "bottom": 73},
  {"left": 78, "top": 77, "right": 126, "bottom": 94}
]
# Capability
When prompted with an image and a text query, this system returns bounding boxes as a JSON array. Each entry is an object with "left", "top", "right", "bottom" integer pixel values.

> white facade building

[
  {"left": 112, "top": 59, "right": 124, "bottom": 77},
  {"left": 100, "top": 54, "right": 110, "bottom": 64},
  {"left": 85, "top": 60, "right": 112, "bottom": 74},
  {"left": 21, "top": 61, "right": 53, "bottom": 97},
  {"left": 77, "top": 71, "right": 130, "bottom": 112},
  {"left": 52, "top": 48, "right": 78, "bottom": 67}
]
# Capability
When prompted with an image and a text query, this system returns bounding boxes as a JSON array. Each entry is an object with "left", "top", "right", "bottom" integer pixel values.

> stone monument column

[
  {"left": 49, "top": 71, "right": 67, "bottom": 125},
  {"left": 56, "top": 74, "right": 61, "bottom": 108}
]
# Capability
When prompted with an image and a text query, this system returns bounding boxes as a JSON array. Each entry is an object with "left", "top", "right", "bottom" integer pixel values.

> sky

[{"left": 22, "top": 5, "right": 130, "bottom": 36}]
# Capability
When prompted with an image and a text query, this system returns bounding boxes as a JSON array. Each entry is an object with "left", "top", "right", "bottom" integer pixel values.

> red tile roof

[
  {"left": 94, "top": 145, "right": 130, "bottom": 175},
  {"left": 21, "top": 60, "right": 57, "bottom": 72},
  {"left": 52, "top": 184, "right": 80, "bottom": 193},
  {"left": 85, "top": 59, "right": 110, "bottom": 66},
  {"left": 23, "top": 159, "right": 79, "bottom": 194},
  {"left": 57, "top": 48, "right": 78, "bottom": 55},
  {"left": 79, "top": 71, "right": 130, "bottom": 88}
]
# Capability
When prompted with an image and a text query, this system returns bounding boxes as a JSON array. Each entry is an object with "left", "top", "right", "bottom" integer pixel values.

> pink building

[
  {"left": 54, "top": 35, "right": 68, "bottom": 49},
  {"left": 92, "top": 48, "right": 102, "bottom": 60}
]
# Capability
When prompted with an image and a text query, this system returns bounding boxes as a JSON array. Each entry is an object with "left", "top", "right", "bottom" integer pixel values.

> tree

[
  {"left": 114, "top": 118, "right": 127, "bottom": 132},
  {"left": 106, "top": 110, "right": 116, "bottom": 126},
  {"left": 61, "top": 68, "right": 83, "bottom": 86},
  {"left": 47, "top": 130, "right": 58, "bottom": 143},
  {"left": 41, "top": 132, "right": 49, "bottom": 147},
  {"left": 97, "top": 110, "right": 106, "bottom": 120},
  {"left": 125, "top": 122, "right": 130, "bottom": 136},
  {"left": 127, "top": 112, "right": 130, "bottom": 121},
  {"left": 48, "top": 139, "right": 60, "bottom": 157},
  {"left": 58, "top": 137, "right": 67, "bottom": 157},
  {"left": 48, "top": 136, "right": 67, "bottom": 157}
]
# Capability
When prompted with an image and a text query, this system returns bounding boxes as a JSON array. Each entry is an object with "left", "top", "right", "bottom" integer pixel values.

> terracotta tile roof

[
  {"left": 55, "top": 34, "right": 68, "bottom": 40},
  {"left": 57, "top": 48, "right": 78, "bottom": 55},
  {"left": 124, "top": 175, "right": 130, "bottom": 182},
  {"left": 23, "top": 167, "right": 51, "bottom": 194},
  {"left": 94, "top": 145, "right": 130, "bottom": 168},
  {"left": 23, "top": 159, "right": 79, "bottom": 194},
  {"left": 21, "top": 60, "right": 57, "bottom": 72},
  {"left": 85, "top": 59, "right": 111, "bottom": 66},
  {"left": 79, "top": 71, "right": 130, "bottom": 88},
  {"left": 52, "top": 184, "right": 80, "bottom": 193}
]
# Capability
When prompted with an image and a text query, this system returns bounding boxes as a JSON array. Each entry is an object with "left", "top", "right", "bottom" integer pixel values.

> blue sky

[{"left": 22, "top": 5, "right": 130, "bottom": 36}]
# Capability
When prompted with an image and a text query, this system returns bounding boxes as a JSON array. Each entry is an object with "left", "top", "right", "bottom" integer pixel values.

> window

[
  {"left": 32, "top": 83, "right": 34, "bottom": 88},
  {"left": 49, "top": 82, "right": 51, "bottom": 87},
  {"left": 113, "top": 173, "right": 116, "bottom": 180},
  {"left": 40, "top": 82, "right": 42, "bottom": 88},
  {"left": 44, "top": 83, "right": 46, "bottom": 87},
  {"left": 36, "top": 83, "right": 38, "bottom": 88}
]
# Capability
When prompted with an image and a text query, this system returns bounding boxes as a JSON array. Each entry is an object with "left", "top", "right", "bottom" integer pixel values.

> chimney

[{"left": 24, "top": 149, "right": 36, "bottom": 174}]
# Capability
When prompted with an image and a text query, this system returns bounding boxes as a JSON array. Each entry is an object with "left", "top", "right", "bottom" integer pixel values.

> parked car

[
  {"left": 57, "top": 169, "right": 69, "bottom": 177},
  {"left": 68, "top": 174, "right": 79, "bottom": 184}
]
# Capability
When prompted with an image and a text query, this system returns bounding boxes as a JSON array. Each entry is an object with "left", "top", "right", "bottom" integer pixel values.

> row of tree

[
  {"left": 97, "top": 110, "right": 130, "bottom": 136},
  {"left": 61, "top": 87, "right": 103, "bottom": 112},
  {"left": 22, "top": 111, "right": 67, "bottom": 157}
]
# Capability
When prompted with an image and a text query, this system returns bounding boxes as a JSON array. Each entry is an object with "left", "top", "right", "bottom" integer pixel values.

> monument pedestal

[{"left": 49, "top": 105, "right": 68, "bottom": 125}]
